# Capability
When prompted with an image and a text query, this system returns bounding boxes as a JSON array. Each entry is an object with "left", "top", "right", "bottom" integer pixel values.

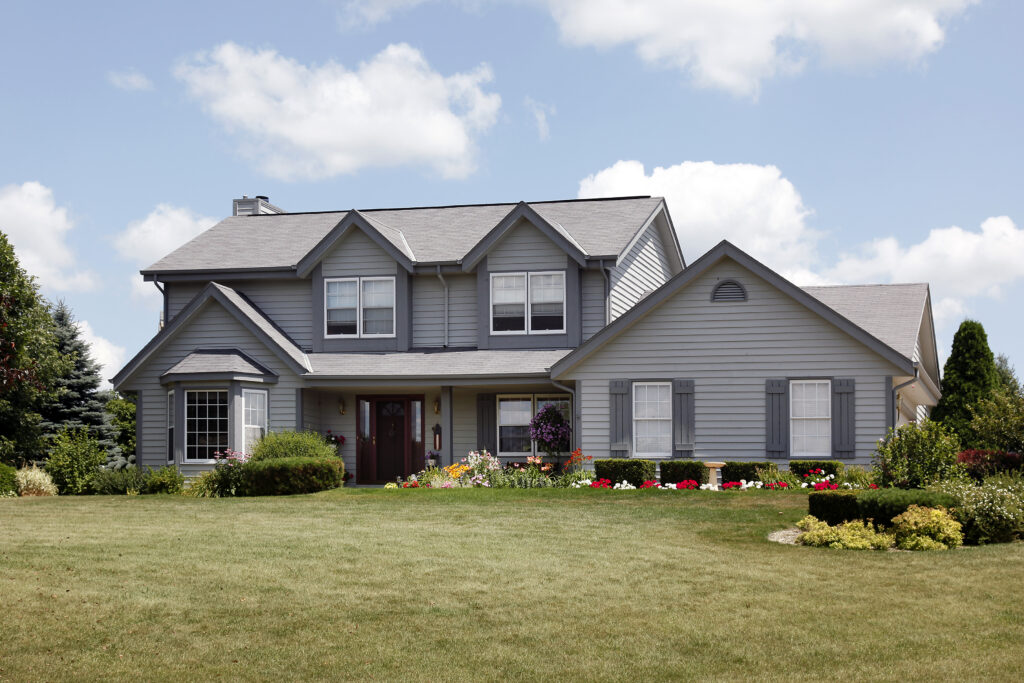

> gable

[
  {"left": 322, "top": 228, "right": 398, "bottom": 277},
  {"left": 487, "top": 219, "right": 569, "bottom": 271}
]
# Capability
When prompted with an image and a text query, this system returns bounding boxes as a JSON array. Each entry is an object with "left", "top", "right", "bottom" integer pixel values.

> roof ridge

[
  {"left": 802, "top": 282, "right": 929, "bottom": 289},
  {"left": 240, "top": 195, "right": 655, "bottom": 217}
]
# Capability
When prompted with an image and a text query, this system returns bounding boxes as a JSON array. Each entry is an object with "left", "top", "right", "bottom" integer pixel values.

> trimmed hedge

[
  {"left": 808, "top": 490, "right": 862, "bottom": 526},
  {"left": 720, "top": 461, "right": 772, "bottom": 483},
  {"left": 594, "top": 459, "right": 656, "bottom": 487},
  {"left": 237, "top": 457, "right": 344, "bottom": 496},
  {"left": 857, "top": 488, "right": 958, "bottom": 527},
  {"left": 249, "top": 430, "right": 338, "bottom": 461},
  {"left": 660, "top": 460, "right": 708, "bottom": 485},
  {"left": 789, "top": 460, "right": 845, "bottom": 478},
  {"left": 0, "top": 462, "right": 16, "bottom": 495}
]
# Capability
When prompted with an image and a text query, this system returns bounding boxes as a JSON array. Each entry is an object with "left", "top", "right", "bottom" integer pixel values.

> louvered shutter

[
  {"left": 672, "top": 379, "right": 695, "bottom": 458},
  {"left": 609, "top": 379, "right": 631, "bottom": 457},
  {"left": 831, "top": 379, "right": 856, "bottom": 459},
  {"left": 765, "top": 379, "right": 789, "bottom": 459}
]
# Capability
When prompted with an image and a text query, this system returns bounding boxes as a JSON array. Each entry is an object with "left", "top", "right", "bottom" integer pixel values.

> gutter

[
  {"left": 891, "top": 368, "right": 919, "bottom": 425},
  {"left": 436, "top": 265, "right": 449, "bottom": 347}
]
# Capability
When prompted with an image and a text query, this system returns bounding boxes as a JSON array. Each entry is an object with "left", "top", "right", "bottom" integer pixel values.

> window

[
  {"left": 633, "top": 382, "right": 672, "bottom": 458},
  {"left": 325, "top": 276, "right": 395, "bottom": 338},
  {"left": 185, "top": 390, "right": 229, "bottom": 462},
  {"left": 166, "top": 391, "right": 175, "bottom": 463},
  {"left": 490, "top": 271, "right": 565, "bottom": 335},
  {"left": 791, "top": 380, "right": 831, "bottom": 458},
  {"left": 496, "top": 393, "right": 572, "bottom": 457},
  {"left": 243, "top": 389, "right": 268, "bottom": 454}
]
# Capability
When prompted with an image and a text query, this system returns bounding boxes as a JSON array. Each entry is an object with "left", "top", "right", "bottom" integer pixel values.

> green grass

[{"left": 1, "top": 489, "right": 1022, "bottom": 681}]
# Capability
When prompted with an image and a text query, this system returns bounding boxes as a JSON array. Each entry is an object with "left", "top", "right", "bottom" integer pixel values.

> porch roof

[{"left": 306, "top": 349, "right": 572, "bottom": 380}]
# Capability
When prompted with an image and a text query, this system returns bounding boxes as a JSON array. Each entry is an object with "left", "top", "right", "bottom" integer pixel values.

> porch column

[{"left": 441, "top": 385, "right": 453, "bottom": 466}]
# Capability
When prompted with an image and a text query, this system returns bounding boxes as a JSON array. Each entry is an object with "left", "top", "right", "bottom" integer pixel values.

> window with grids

[
  {"left": 243, "top": 389, "right": 268, "bottom": 454},
  {"left": 325, "top": 277, "right": 395, "bottom": 338},
  {"left": 185, "top": 390, "right": 229, "bottom": 461},
  {"left": 490, "top": 271, "right": 565, "bottom": 334},
  {"left": 633, "top": 382, "right": 672, "bottom": 457},
  {"left": 790, "top": 380, "right": 831, "bottom": 458},
  {"left": 166, "top": 391, "right": 175, "bottom": 463},
  {"left": 497, "top": 394, "right": 572, "bottom": 457}
]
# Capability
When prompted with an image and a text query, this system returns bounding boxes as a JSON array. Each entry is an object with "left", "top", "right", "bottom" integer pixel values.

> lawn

[{"left": 1, "top": 489, "right": 1022, "bottom": 681}]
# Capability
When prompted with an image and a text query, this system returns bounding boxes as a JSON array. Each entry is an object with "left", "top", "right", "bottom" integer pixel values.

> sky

[{"left": 1, "top": 0, "right": 1022, "bottom": 384}]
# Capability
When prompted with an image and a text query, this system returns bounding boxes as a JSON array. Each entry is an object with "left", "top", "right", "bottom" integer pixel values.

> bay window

[
  {"left": 185, "top": 390, "right": 229, "bottom": 462},
  {"left": 243, "top": 389, "right": 268, "bottom": 454}
]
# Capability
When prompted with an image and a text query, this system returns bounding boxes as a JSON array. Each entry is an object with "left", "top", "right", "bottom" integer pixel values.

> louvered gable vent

[{"left": 711, "top": 280, "right": 746, "bottom": 302}]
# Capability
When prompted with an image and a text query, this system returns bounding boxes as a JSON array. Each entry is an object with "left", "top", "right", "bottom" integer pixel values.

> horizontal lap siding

[
  {"left": 582, "top": 270, "right": 606, "bottom": 341},
  {"left": 166, "top": 283, "right": 204, "bottom": 320},
  {"left": 609, "top": 226, "right": 670, "bottom": 320},
  {"left": 448, "top": 275, "right": 477, "bottom": 347},
  {"left": 128, "top": 300, "right": 302, "bottom": 473},
  {"left": 412, "top": 276, "right": 444, "bottom": 347},
  {"left": 322, "top": 230, "right": 397, "bottom": 277},
  {"left": 488, "top": 222, "right": 568, "bottom": 271},
  {"left": 452, "top": 389, "right": 478, "bottom": 457},
  {"left": 566, "top": 261, "right": 904, "bottom": 465}
]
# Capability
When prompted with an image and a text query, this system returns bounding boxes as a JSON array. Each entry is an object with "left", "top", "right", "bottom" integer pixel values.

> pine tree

[
  {"left": 932, "top": 319, "right": 999, "bottom": 442},
  {"left": 38, "top": 301, "right": 118, "bottom": 458},
  {"left": 0, "top": 230, "right": 68, "bottom": 465},
  {"left": 103, "top": 391, "right": 136, "bottom": 469}
]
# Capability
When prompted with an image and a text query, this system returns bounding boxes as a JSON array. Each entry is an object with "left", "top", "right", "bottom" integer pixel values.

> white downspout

[{"left": 892, "top": 366, "right": 919, "bottom": 426}]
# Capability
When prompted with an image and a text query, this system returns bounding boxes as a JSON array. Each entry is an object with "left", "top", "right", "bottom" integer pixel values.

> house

[{"left": 113, "top": 195, "right": 939, "bottom": 482}]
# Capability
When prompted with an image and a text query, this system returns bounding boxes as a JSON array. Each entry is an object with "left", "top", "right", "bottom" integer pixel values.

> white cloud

[
  {"left": 578, "top": 160, "right": 818, "bottom": 277},
  {"left": 77, "top": 319, "right": 127, "bottom": 385},
  {"left": 524, "top": 96, "right": 555, "bottom": 140},
  {"left": 107, "top": 68, "right": 153, "bottom": 91},
  {"left": 339, "top": 0, "right": 429, "bottom": 26},
  {"left": 174, "top": 42, "right": 501, "bottom": 180},
  {"left": 0, "top": 182, "right": 98, "bottom": 291}
]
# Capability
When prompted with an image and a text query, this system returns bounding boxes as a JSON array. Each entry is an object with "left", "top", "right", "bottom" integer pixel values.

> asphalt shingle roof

[
  {"left": 161, "top": 349, "right": 274, "bottom": 377},
  {"left": 210, "top": 283, "right": 311, "bottom": 372},
  {"left": 143, "top": 197, "right": 663, "bottom": 273},
  {"left": 803, "top": 283, "right": 929, "bottom": 359},
  {"left": 307, "top": 349, "right": 572, "bottom": 378}
]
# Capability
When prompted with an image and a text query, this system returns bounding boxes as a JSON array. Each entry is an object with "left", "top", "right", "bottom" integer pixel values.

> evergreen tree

[
  {"left": 0, "top": 230, "right": 68, "bottom": 466},
  {"left": 995, "top": 353, "right": 1022, "bottom": 398},
  {"left": 932, "top": 319, "right": 999, "bottom": 442},
  {"left": 38, "top": 301, "right": 118, "bottom": 457},
  {"left": 103, "top": 391, "right": 137, "bottom": 469}
]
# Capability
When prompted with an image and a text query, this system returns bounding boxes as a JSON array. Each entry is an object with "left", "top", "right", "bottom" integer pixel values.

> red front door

[{"left": 356, "top": 396, "right": 424, "bottom": 484}]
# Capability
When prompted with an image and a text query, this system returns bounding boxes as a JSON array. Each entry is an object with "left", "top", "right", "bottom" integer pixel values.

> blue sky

[{"left": 1, "top": 0, "right": 1022, "bottom": 382}]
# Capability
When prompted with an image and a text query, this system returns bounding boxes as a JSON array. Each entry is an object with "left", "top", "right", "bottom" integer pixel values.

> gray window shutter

[
  {"left": 609, "top": 379, "right": 631, "bottom": 457},
  {"left": 672, "top": 379, "right": 695, "bottom": 458},
  {"left": 765, "top": 379, "right": 789, "bottom": 459},
  {"left": 477, "top": 394, "right": 496, "bottom": 453},
  {"left": 832, "top": 379, "right": 856, "bottom": 459}
]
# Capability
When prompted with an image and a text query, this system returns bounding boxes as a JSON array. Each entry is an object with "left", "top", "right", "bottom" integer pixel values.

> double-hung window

[
  {"left": 496, "top": 394, "right": 572, "bottom": 457},
  {"left": 325, "top": 276, "right": 395, "bottom": 338},
  {"left": 243, "top": 389, "right": 268, "bottom": 454},
  {"left": 166, "top": 390, "right": 175, "bottom": 463},
  {"left": 490, "top": 271, "right": 565, "bottom": 335},
  {"left": 790, "top": 380, "right": 831, "bottom": 458},
  {"left": 632, "top": 382, "right": 672, "bottom": 458},
  {"left": 185, "top": 390, "right": 229, "bottom": 462}
]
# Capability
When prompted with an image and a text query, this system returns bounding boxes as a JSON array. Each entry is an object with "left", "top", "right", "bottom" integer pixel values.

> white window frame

[
  {"left": 166, "top": 390, "right": 175, "bottom": 463},
  {"left": 495, "top": 393, "right": 572, "bottom": 458},
  {"left": 184, "top": 389, "right": 230, "bottom": 463},
  {"left": 242, "top": 389, "right": 269, "bottom": 455},
  {"left": 323, "top": 276, "right": 396, "bottom": 339},
  {"left": 489, "top": 271, "right": 566, "bottom": 336},
  {"left": 790, "top": 379, "right": 832, "bottom": 459},
  {"left": 632, "top": 382, "right": 672, "bottom": 459}
]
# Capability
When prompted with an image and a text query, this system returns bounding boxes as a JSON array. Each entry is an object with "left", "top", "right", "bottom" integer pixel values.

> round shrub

[
  {"left": 660, "top": 460, "right": 708, "bottom": 485},
  {"left": 16, "top": 466, "right": 58, "bottom": 496},
  {"left": 593, "top": 459, "right": 655, "bottom": 487},
  {"left": 249, "top": 430, "right": 338, "bottom": 462},
  {"left": 934, "top": 475, "right": 1024, "bottom": 545},
  {"left": 45, "top": 428, "right": 106, "bottom": 494},
  {"left": 0, "top": 462, "right": 17, "bottom": 495},
  {"left": 891, "top": 505, "right": 963, "bottom": 550},
  {"left": 236, "top": 457, "right": 344, "bottom": 496},
  {"left": 872, "top": 420, "right": 964, "bottom": 488}
]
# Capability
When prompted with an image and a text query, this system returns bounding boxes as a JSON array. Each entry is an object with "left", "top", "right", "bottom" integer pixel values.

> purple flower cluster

[{"left": 529, "top": 403, "right": 571, "bottom": 454}]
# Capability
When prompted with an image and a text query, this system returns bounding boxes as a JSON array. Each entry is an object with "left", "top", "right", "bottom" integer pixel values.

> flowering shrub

[
  {"left": 639, "top": 480, "right": 660, "bottom": 489},
  {"left": 462, "top": 449, "right": 501, "bottom": 477},
  {"left": 565, "top": 448, "right": 592, "bottom": 472},
  {"left": 673, "top": 480, "right": 699, "bottom": 490},
  {"left": 444, "top": 463, "right": 470, "bottom": 480},
  {"left": 764, "top": 482, "right": 789, "bottom": 490},
  {"left": 15, "top": 466, "right": 58, "bottom": 496},
  {"left": 323, "top": 429, "right": 346, "bottom": 446},
  {"left": 613, "top": 480, "right": 636, "bottom": 490},
  {"left": 206, "top": 449, "right": 251, "bottom": 497},
  {"left": 584, "top": 478, "right": 612, "bottom": 489},
  {"left": 384, "top": 482, "right": 399, "bottom": 489},
  {"left": 529, "top": 403, "right": 571, "bottom": 460},
  {"left": 401, "top": 480, "right": 420, "bottom": 488},
  {"left": 933, "top": 474, "right": 1024, "bottom": 544},
  {"left": 719, "top": 480, "right": 764, "bottom": 490}
]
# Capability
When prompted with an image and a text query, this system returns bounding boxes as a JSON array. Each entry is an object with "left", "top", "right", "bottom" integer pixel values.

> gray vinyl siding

[
  {"left": 301, "top": 389, "right": 321, "bottom": 432},
  {"left": 125, "top": 300, "right": 303, "bottom": 477},
  {"left": 609, "top": 225, "right": 671, "bottom": 320},
  {"left": 412, "top": 274, "right": 477, "bottom": 348},
  {"left": 581, "top": 269, "right": 606, "bottom": 340},
  {"left": 448, "top": 275, "right": 477, "bottom": 347},
  {"left": 487, "top": 221, "right": 569, "bottom": 271},
  {"left": 322, "top": 229, "right": 398, "bottom": 277},
  {"left": 166, "top": 283, "right": 204, "bottom": 320},
  {"left": 563, "top": 260, "right": 906, "bottom": 465}
]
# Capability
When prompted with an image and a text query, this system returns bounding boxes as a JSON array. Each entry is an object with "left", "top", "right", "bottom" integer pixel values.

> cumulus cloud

[
  {"left": 107, "top": 68, "right": 153, "bottom": 91},
  {"left": 114, "top": 204, "right": 217, "bottom": 305},
  {"left": 0, "top": 182, "right": 98, "bottom": 291},
  {"left": 174, "top": 42, "right": 501, "bottom": 180},
  {"left": 77, "top": 319, "right": 127, "bottom": 385},
  {"left": 578, "top": 160, "right": 818, "bottom": 277},
  {"left": 524, "top": 96, "right": 555, "bottom": 140}
]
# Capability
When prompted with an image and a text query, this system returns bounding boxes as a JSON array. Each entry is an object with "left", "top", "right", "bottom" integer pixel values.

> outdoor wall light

[
  {"left": 338, "top": 398, "right": 346, "bottom": 415},
  {"left": 433, "top": 397, "right": 441, "bottom": 415}
]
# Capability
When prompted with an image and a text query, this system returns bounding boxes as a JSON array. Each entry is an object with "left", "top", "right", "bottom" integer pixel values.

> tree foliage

[
  {"left": 871, "top": 419, "right": 964, "bottom": 489},
  {"left": 104, "top": 392, "right": 137, "bottom": 469},
  {"left": 995, "top": 353, "right": 1022, "bottom": 398},
  {"left": 932, "top": 320, "right": 999, "bottom": 441},
  {"left": 968, "top": 389, "right": 1024, "bottom": 455},
  {"left": 0, "top": 230, "right": 68, "bottom": 465}
]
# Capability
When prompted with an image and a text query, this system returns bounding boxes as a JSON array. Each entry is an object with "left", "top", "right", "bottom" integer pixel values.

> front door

[
  {"left": 356, "top": 396, "right": 424, "bottom": 484},
  {"left": 375, "top": 400, "right": 406, "bottom": 483}
]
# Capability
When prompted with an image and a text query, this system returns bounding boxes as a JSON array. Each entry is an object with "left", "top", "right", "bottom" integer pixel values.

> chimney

[{"left": 233, "top": 194, "right": 285, "bottom": 216}]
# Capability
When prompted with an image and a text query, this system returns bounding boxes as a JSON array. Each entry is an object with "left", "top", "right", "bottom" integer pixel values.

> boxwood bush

[
  {"left": 236, "top": 457, "right": 344, "bottom": 496},
  {"left": 0, "top": 462, "right": 16, "bottom": 495},
  {"left": 856, "top": 488, "right": 957, "bottom": 527},
  {"left": 789, "top": 460, "right": 845, "bottom": 478},
  {"left": 249, "top": 430, "right": 338, "bottom": 461},
  {"left": 593, "top": 459, "right": 656, "bottom": 487},
  {"left": 808, "top": 490, "right": 862, "bottom": 525},
  {"left": 721, "top": 461, "right": 772, "bottom": 483},
  {"left": 659, "top": 460, "right": 708, "bottom": 485}
]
